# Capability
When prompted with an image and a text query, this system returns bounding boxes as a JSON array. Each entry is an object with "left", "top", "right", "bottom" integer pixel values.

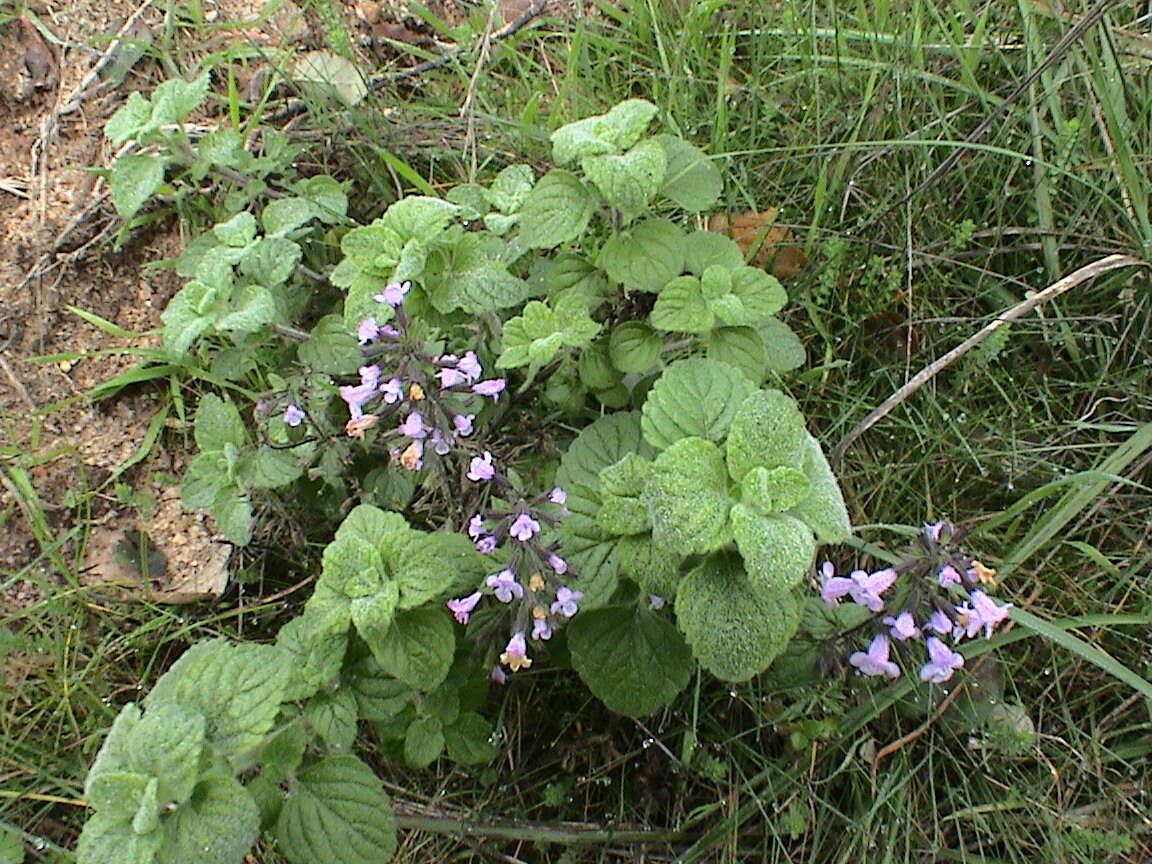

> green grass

[{"left": 4, "top": 0, "right": 1152, "bottom": 860}]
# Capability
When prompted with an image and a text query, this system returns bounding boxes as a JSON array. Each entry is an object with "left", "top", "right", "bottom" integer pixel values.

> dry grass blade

[{"left": 831, "top": 254, "right": 1150, "bottom": 466}]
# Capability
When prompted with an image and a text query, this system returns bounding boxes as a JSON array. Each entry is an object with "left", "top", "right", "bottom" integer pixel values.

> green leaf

[
  {"left": 144, "top": 639, "right": 290, "bottom": 761},
  {"left": 787, "top": 434, "right": 852, "bottom": 543},
  {"left": 276, "top": 615, "right": 348, "bottom": 702},
  {"left": 485, "top": 164, "right": 535, "bottom": 213},
  {"left": 292, "top": 51, "right": 367, "bottom": 107},
  {"left": 649, "top": 276, "right": 712, "bottom": 333},
  {"left": 640, "top": 358, "right": 753, "bottom": 450},
  {"left": 598, "top": 454, "right": 653, "bottom": 535},
  {"left": 149, "top": 74, "right": 211, "bottom": 127},
  {"left": 581, "top": 138, "right": 667, "bottom": 221},
  {"left": 76, "top": 812, "right": 163, "bottom": 864},
  {"left": 305, "top": 688, "right": 358, "bottom": 751},
  {"left": 758, "top": 318, "right": 806, "bottom": 371},
  {"left": 443, "top": 713, "right": 497, "bottom": 765},
  {"left": 600, "top": 452, "right": 653, "bottom": 497},
  {"left": 608, "top": 322, "right": 662, "bottom": 373},
  {"left": 568, "top": 605, "right": 692, "bottom": 717},
  {"left": 295, "top": 175, "right": 349, "bottom": 223},
  {"left": 425, "top": 234, "right": 532, "bottom": 314},
  {"left": 160, "top": 282, "right": 214, "bottom": 356},
  {"left": 240, "top": 447, "right": 303, "bottom": 489},
  {"left": 275, "top": 755, "right": 397, "bottom": 864},
  {"left": 240, "top": 236, "right": 302, "bottom": 287},
  {"left": 654, "top": 134, "right": 722, "bottom": 212},
  {"left": 707, "top": 326, "right": 768, "bottom": 384},
  {"left": 556, "top": 412, "right": 654, "bottom": 518},
  {"left": 213, "top": 212, "right": 258, "bottom": 247},
  {"left": 644, "top": 437, "right": 733, "bottom": 555},
  {"left": 193, "top": 393, "right": 246, "bottom": 452},
  {"left": 403, "top": 716, "right": 444, "bottom": 768},
  {"left": 730, "top": 267, "right": 787, "bottom": 320},
  {"left": 210, "top": 490, "right": 252, "bottom": 546},
  {"left": 298, "top": 314, "right": 362, "bottom": 375},
  {"left": 683, "top": 231, "right": 745, "bottom": 274},
  {"left": 445, "top": 182, "right": 489, "bottom": 218},
  {"left": 552, "top": 100, "right": 658, "bottom": 164},
  {"left": 181, "top": 452, "right": 227, "bottom": 511},
  {"left": 617, "top": 534, "right": 683, "bottom": 597},
  {"left": 110, "top": 153, "right": 167, "bottom": 219},
  {"left": 261, "top": 196, "right": 315, "bottom": 235},
  {"left": 518, "top": 169, "right": 597, "bottom": 249},
  {"left": 577, "top": 340, "right": 620, "bottom": 390},
  {"left": 497, "top": 295, "right": 600, "bottom": 369},
  {"left": 381, "top": 196, "right": 460, "bottom": 241},
  {"left": 675, "top": 552, "right": 801, "bottom": 682},
  {"left": 345, "top": 657, "right": 411, "bottom": 722},
  {"left": 259, "top": 721, "right": 309, "bottom": 784},
  {"left": 730, "top": 507, "right": 814, "bottom": 591},
  {"left": 105, "top": 91, "right": 151, "bottom": 146},
  {"left": 740, "top": 466, "right": 810, "bottom": 515},
  {"left": 157, "top": 776, "right": 260, "bottom": 864},
  {"left": 341, "top": 224, "right": 402, "bottom": 274},
  {"left": 725, "top": 389, "right": 808, "bottom": 482},
  {"left": 371, "top": 607, "right": 454, "bottom": 692},
  {"left": 216, "top": 284, "right": 277, "bottom": 334},
  {"left": 596, "top": 218, "right": 686, "bottom": 292}
]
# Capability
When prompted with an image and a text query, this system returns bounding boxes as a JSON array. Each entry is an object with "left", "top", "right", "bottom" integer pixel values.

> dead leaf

[
  {"left": 292, "top": 50, "right": 368, "bottom": 108},
  {"left": 707, "top": 209, "right": 809, "bottom": 280}
]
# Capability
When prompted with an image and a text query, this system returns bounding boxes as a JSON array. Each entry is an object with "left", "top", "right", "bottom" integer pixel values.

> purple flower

[
  {"left": 283, "top": 404, "right": 305, "bottom": 427},
  {"left": 848, "top": 634, "right": 901, "bottom": 678},
  {"left": 960, "top": 590, "right": 1012, "bottom": 639},
  {"left": 490, "top": 665, "right": 507, "bottom": 684},
  {"left": 430, "top": 428, "right": 451, "bottom": 455},
  {"left": 509, "top": 513, "right": 540, "bottom": 541},
  {"left": 457, "top": 351, "right": 482, "bottom": 382},
  {"left": 467, "top": 514, "right": 486, "bottom": 539},
  {"left": 648, "top": 595, "right": 666, "bottom": 611},
  {"left": 882, "top": 611, "right": 921, "bottom": 641},
  {"left": 375, "top": 280, "right": 411, "bottom": 307},
  {"left": 927, "top": 610, "right": 953, "bottom": 635},
  {"left": 397, "top": 411, "right": 426, "bottom": 439},
  {"left": 380, "top": 377, "right": 403, "bottom": 404},
  {"left": 378, "top": 323, "right": 401, "bottom": 339},
  {"left": 339, "top": 382, "right": 376, "bottom": 420},
  {"left": 548, "top": 487, "right": 567, "bottom": 505},
  {"left": 819, "top": 561, "right": 855, "bottom": 606},
  {"left": 397, "top": 439, "right": 423, "bottom": 471},
  {"left": 848, "top": 568, "right": 898, "bottom": 612},
  {"left": 919, "top": 637, "right": 964, "bottom": 683},
  {"left": 359, "top": 365, "right": 381, "bottom": 389},
  {"left": 467, "top": 451, "right": 496, "bottom": 482},
  {"left": 486, "top": 569, "right": 523, "bottom": 603},
  {"left": 475, "top": 536, "right": 497, "bottom": 554},
  {"left": 924, "top": 521, "right": 946, "bottom": 542},
  {"left": 357, "top": 317, "right": 380, "bottom": 344},
  {"left": 452, "top": 413, "right": 475, "bottom": 437},
  {"left": 437, "top": 367, "right": 467, "bottom": 389},
  {"left": 531, "top": 617, "right": 553, "bottom": 640},
  {"left": 937, "top": 564, "right": 961, "bottom": 587},
  {"left": 550, "top": 586, "right": 582, "bottom": 618},
  {"left": 472, "top": 379, "right": 505, "bottom": 400},
  {"left": 446, "top": 591, "right": 482, "bottom": 624},
  {"left": 500, "top": 631, "right": 531, "bottom": 671},
  {"left": 547, "top": 553, "right": 567, "bottom": 575}
]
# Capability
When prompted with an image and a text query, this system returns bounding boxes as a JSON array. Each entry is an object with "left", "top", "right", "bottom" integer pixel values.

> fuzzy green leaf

[
  {"left": 143, "top": 639, "right": 290, "bottom": 761},
  {"left": 550, "top": 99, "right": 657, "bottom": 164},
  {"left": 262, "top": 197, "right": 317, "bottom": 235},
  {"left": 731, "top": 266, "right": 787, "bottom": 320},
  {"left": 518, "top": 169, "right": 597, "bottom": 249},
  {"left": 596, "top": 218, "right": 686, "bottom": 292},
  {"left": 644, "top": 437, "right": 733, "bottom": 555},
  {"left": 371, "top": 607, "right": 454, "bottom": 692},
  {"left": 608, "top": 322, "right": 662, "bottom": 373},
  {"left": 683, "top": 231, "right": 745, "bottom": 275},
  {"left": 213, "top": 212, "right": 258, "bottom": 247},
  {"left": 75, "top": 812, "right": 163, "bottom": 864},
  {"left": 340, "top": 224, "right": 402, "bottom": 274},
  {"left": 215, "top": 284, "right": 277, "bottom": 334},
  {"left": 380, "top": 196, "right": 459, "bottom": 242},
  {"left": 161, "top": 282, "right": 215, "bottom": 356},
  {"left": 655, "top": 134, "right": 722, "bottom": 212},
  {"left": 497, "top": 295, "right": 600, "bottom": 369},
  {"left": 110, "top": 153, "right": 167, "bottom": 219},
  {"left": 725, "top": 389, "right": 808, "bottom": 482},
  {"left": 443, "top": 713, "right": 498, "bottom": 765},
  {"left": 240, "top": 447, "right": 303, "bottom": 489},
  {"left": 157, "top": 776, "right": 260, "bottom": 864},
  {"left": 275, "top": 755, "right": 397, "bottom": 864},
  {"left": 105, "top": 91, "right": 151, "bottom": 146},
  {"left": 740, "top": 466, "right": 810, "bottom": 515},
  {"left": 240, "top": 237, "right": 301, "bottom": 287},
  {"left": 193, "top": 393, "right": 246, "bottom": 452},
  {"left": 485, "top": 164, "right": 535, "bottom": 213},
  {"left": 616, "top": 534, "right": 683, "bottom": 597},
  {"left": 640, "top": 358, "right": 753, "bottom": 450},
  {"left": 149, "top": 74, "right": 211, "bottom": 127},
  {"left": 345, "top": 657, "right": 411, "bottom": 722},
  {"left": 706, "top": 326, "right": 768, "bottom": 384},
  {"left": 304, "top": 689, "right": 358, "bottom": 751},
  {"left": 581, "top": 138, "right": 667, "bottom": 221},
  {"left": 425, "top": 234, "right": 532, "bottom": 314},
  {"left": 758, "top": 318, "right": 806, "bottom": 371},
  {"left": 577, "top": 340, "right": 620, "bottom": 390},
  {"left": 298, "top": 315, "right": 364, "bottom": 375},
  {"left": 649, "top": 276, "right": 712, "bottom": 333},
  {"left": 730, "top": 507, "right": 815, "bottom": 591},
  {"left": 787, "top": 434, "right": 852, "bottom": 543},
  {"left": 556, "top": 412, "right": 653, "bottom": 517},
  {"left": 403, "top": 716, "right": 444, "bottom": 768},
  {"left": 568, "top": 605, "right": 692, "bottom": 717},
  {"left": 210, "top": 491, "right": 252, "bottom": 546},
  {"left": 276, "top": 615, "right": 348, "bottom": 702},
  {"left": 675, "top": 552, "right": 801, "bottom": 682}
]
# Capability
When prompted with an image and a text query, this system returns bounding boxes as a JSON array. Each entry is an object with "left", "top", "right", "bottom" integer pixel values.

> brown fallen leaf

[{"left": 707, "top": 209, "right": 809, "bottom": 280}]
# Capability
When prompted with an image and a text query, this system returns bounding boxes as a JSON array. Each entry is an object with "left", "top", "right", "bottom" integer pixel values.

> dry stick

[{"left": 831, "top": 254, "right": 1149, "bottom": 467}]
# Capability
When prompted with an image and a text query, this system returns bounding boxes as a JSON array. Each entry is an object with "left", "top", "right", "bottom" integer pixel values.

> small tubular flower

[
  {"left": 467, "top": 514, "right": 486, "bottom": 539},
  {"left": 547, "top": 553, "right": 567, "bottom": 575},
  {"left": 486, "top": 569, "right": 523, "bottom": 603},
  {"left": 550, "top": 586, "right": 582, "bottom": 618},
  {"left": 380, "top": 377, "right": 403, "bottom": 404},
  {"left": 467, "top": 451, "right": 496, "bottom": 482},
  {"left": 509, "top": 513, "right": 540, "bottom": 541},
  {"left": 883, "top": 610, "right": 921, "bottom": 641},
  {"left": 964, "top": 590, "right": 1012, "bottom": 638},
  {"left": 453, "top": 413, "right": 475, "bottom": 436},
  {"left": 397, "top": 411, "right": 426, "bottom": 439},
  {"left": 375, "top": 280, "right": 411, "bottom": 307},
  {"left": 848, "top": 634, "right": 900, "bottom": 678},
  {"left": 472, "top": 379, "right": 505, "bottom": 399},
  {"left": 819, "top": 561, "right": 855, "bottom": 606},
  {"left": 500, "top": 631, "right": 532, "bottom": 671},
  {"left": 283, "top": 404, "right": 305, "bottom": 427},
  {"left": 919, "top": 637, "right": 964, "bottom": 683},
  {"left": 357, "top": 317, "right": 380, "bottom": 344},
  {"left": 848, "top": 568, "right": 898, "bottom": 612},
  {"left": 457, "top": 351, "right": 482, "bottom": 382},
  {"left": 446, "top": 591, "right": 482, "bottom": 625},
  {"left": 937, "top": 564, "right": 961, "bottom": 587},
  {"left": 548, "top": 487, "right": 567, "bottom": 505}
]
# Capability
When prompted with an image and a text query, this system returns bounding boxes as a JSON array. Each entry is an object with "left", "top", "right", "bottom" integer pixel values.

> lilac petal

[
  {"left": 457, "top": 351, "right": 482, "bottom": 382},
  {"left": 509, "top": 513, "right": 540, "bottom": 542},
  {"left": 357, "top": 317, "right": 380, "bottom": 344},
  {"left": 446, "top": 591, "right": 483, "bottom": 624},
  {"left": 283, "top": 404, "right": 305, "bottom": 427},
  {"left": 467, "top": 451, "right": 496, "bottom": 482}
]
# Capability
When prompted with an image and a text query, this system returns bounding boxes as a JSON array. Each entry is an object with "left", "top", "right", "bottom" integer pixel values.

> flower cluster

[
  {"left": 819, "top": 521, "right": 1012, "bottom": 684},
  {"left": 327, "top": 281, "right": 505, "bottom": 471},
  {"left": 444, "top": 467, "right": 579, "bottom": 680}
]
